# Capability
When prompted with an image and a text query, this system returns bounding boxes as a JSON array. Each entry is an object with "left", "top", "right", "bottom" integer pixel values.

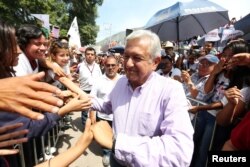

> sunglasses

[
  {"left": 105, "top": 64, "right": 116, "bottom": 67},
  {"left": 52, "top": 40, "right": 68, "bottom": 49}
]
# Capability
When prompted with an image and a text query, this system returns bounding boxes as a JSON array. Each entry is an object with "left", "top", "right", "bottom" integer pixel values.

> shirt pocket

[{"left": 138, "top": 112, "right": 156, "bottom": 136}]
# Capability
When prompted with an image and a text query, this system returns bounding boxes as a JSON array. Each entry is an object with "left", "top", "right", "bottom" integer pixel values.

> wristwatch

[{"left": 112, "top": 137, "right": 116, "bottom": 154}]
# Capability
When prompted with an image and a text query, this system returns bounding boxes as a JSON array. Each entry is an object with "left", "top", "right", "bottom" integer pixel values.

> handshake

[{"left": 76, "top": 118, "right": 114, "bottom": 151}]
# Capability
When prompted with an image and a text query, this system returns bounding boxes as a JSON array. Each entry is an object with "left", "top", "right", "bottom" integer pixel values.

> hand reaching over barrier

[
  {"left": 0, "top": 123, "right": 28, "bottom": 155},
  {"left": 0, "top": 72, "right": 64, "bottom": 120}
]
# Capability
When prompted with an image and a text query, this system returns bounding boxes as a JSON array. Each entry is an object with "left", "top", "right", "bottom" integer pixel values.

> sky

[{"left": 95, "top": 0, "right": 249, "bottom": 42}]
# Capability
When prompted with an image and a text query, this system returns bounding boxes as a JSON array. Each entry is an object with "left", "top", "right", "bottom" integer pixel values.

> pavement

[{"left": 56, "top": 112, "right": 104, "bottom": 167}]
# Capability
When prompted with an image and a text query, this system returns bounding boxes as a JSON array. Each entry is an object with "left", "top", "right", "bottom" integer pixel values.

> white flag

[{"left": 67, "top": 17, "right": 81, "bottom": 49}]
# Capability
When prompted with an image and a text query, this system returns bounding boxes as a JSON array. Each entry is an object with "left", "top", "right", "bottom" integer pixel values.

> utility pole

[{"left": 104, "top": 23, "right": 112, "bottom": 48}]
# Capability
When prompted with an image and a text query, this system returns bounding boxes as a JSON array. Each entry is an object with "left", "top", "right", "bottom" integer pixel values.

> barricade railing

[
  {"left": 186, "top": 96, "right": 208, "bottom": 126},
  {"left": 187, "top": 96, "right": 219, "bottom": 167},
  {"left": 15, "top": 119, "right": 65, "bottom": 167}
]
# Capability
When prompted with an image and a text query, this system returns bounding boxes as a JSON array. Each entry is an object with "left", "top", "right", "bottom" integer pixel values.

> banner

[
  {"left": 205, "top": 28, "right": 220, "bottom": 42},
  {"left": 67, "top": 17, "right": 81, "bottom": 49},
  {"left": 31, "top": 14, "right": 50, "bottom": 31},
  {"left": 221, "top": 29, "right": 244, "bottom": 42}
]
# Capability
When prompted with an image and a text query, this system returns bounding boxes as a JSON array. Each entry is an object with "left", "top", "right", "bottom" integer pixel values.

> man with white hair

[{"left": 90, "top": 30, "right": 194, "bottom": 167}]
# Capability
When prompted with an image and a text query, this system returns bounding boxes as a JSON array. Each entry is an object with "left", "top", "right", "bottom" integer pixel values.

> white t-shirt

[
  {"left": 78, "top": 61, "right": 102, "bottom": 91},
  {"left": 156, "top": 67, "right": 181, "bottom": 78},
  {"left": 46, "top": 62, "right": 70, "bottom": 89},
  {"left": 14, "top": 53, "right": 39, "bottom": 76},
  {"left": 90, "top": 74, "right": 121, "bottom": 121},
  {"left": 207, "top": 73, "right": 229, "bottom": 117}
]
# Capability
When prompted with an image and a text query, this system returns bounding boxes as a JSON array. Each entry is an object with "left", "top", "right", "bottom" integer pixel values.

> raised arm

[
  {"left": 35, "top": 119, "right": 93, "bottom": 167},
  {"left": 227, "top": 53, "right": 250, "bottom": 69},
  {"left": 0, "top": 72, "right": 63, "bottom": 120},
  {"left": 181, "top": 70, "right": 198, "bottom": 98},
  {"left": 57, "top": 95, "right": 91, "bottom": 117},
  {"left": 55, "top": 76, "right": 89, "bottom": 99},
  {"left": 39, "top": 58, "right": 66, "bottom": 77},
  {"left": 188, "top": 101, "right": 223, "bottom": 114},
  {"left": 0, "top": 123, "right": 28, "bottom": 155},
  {"left": 216, "top": 87, "right": 245, "bottom": 126},
  {"left": 204, "top": 59, "right": 226, "bottom": 94}
]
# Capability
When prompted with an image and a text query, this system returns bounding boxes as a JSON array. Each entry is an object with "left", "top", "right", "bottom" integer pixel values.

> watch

[{"left": 112, "top": 137, "right": 116, "bottom": 154}]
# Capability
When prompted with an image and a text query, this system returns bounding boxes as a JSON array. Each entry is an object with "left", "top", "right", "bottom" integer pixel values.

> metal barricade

[
  {"left": 187, "top": 97, "right": 219, "bottom": 167},
  {"left": 16, "top": 119, "right": 64, "bottom": 167}
]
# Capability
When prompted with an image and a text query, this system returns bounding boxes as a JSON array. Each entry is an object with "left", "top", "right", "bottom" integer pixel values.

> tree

[
  {"left": 0, "top": 0, "right": 103, "bottom": 45},
  {"left": 0, "top": 0, "right": 37, "bottom": 25}
]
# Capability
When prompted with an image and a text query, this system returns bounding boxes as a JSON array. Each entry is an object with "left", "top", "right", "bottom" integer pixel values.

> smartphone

[{"left": 52, "top": 26, "right": 60, "bottom": 38}]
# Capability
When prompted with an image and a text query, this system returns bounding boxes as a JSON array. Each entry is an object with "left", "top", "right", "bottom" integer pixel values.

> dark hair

[
  {"left": 161, "top": 55, "right": 173, "bottom": 62},
  {"left": 105, "top": 55, "right": 118, "bottom": 65},
  {"left": 0, "top": 20, "right": 17, "bottom": 78},
  {"left": 226, "top": 40, "right": 250, "bottom": 89},
  {"left": 228, "top": 66, "right": 250, "bottom": 89},
  {"left": 59, "top": 36, "right": 69, "bottom": 42},
  {"left": 224, "top": 40, "right": 249, "bottom": 55},
  {"left": 85, "top": 47, "right": 96, "bottom": 55},
  {"left": 16, "top": 24, "right": 45, "bottom": 52},
  {"left": 205, "top": 41, "right": 215, "bottom": 47}
]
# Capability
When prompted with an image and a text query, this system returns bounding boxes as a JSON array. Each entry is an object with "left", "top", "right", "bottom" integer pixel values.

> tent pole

[{"left": 177, "top": 16, "right": 180, "bottom": 53}]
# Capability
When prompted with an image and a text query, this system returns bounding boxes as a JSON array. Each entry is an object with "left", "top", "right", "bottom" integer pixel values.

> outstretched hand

[
  {"left": 188, "top": 105, "right": 200, "bottom": 114},
  {"left": 181, "top": 70, "right": 191, "bottom": 83},
  {"left": 65, "top": 95, "right": 92, "bottom": 112},
  {"left": 0, "top": 123, "right": 29, "bottom": 155},
  {"left": 91, "top": 121, "right": 113, "bottom": 149},
  {"left": 226, "top": 53, "right": 250, "bottom": 69},
  {"left": 75, "top": 118, "right": 93, "bottom": 147},
  {"left": 0, "top": 72, "right": 64, "bottom": 120},
  {"left": 52, "top": 63, "right": 67, "bottom": 77}
]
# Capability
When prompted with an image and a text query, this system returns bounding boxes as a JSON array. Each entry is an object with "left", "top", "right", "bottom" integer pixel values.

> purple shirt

[{"left": 92, "top": 72, "right": 194, "bottom": 167}]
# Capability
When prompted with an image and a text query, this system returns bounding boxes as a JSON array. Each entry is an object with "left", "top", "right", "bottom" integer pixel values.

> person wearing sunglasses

[{"left": 89, "top": 56, "right": 121, "bottom": 167}]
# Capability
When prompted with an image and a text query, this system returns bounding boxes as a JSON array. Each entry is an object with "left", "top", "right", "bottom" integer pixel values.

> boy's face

[{"left": 25, "top": 35, "right": 48, "bottom": 60}]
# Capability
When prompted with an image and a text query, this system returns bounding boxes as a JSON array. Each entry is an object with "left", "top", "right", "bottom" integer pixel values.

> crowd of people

[{"left": 0, "top": 17, "right": 250, "bottom": 167}]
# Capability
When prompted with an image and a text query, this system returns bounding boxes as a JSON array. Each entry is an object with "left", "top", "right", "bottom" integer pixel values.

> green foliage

[
  {"left": 0, "top": 0, "right": 103, "bottom": 45},
  {"left": 66, "top": 0, "right": 103, "bottom": 44},
  {"left": 0, "top": 0, "right": 37, "bottom": 25}
]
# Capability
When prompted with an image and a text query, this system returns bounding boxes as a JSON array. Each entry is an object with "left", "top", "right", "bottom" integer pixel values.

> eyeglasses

[{"left": 105, "top": 64, "right": 116, "bottom": 67}]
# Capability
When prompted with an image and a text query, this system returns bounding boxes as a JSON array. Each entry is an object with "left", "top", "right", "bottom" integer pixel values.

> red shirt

[{"left": 231, "top": 111, "right": 250, "bottom": 150}]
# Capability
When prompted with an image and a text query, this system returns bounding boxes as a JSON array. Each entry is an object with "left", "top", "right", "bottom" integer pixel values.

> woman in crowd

[
  {"left": 221, "top": 53, "right": 250, "bottom": 151},
  {"left": 0, "top": 20, "right": 91, "bottom": 166},
  {"left": 191, "top": 40, "right": 249, "bottom": 167}
]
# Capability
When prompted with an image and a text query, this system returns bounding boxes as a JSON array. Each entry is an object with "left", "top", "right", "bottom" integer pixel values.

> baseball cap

[{"left": 198, "top": 54, "right": 219, "bottom": 64}]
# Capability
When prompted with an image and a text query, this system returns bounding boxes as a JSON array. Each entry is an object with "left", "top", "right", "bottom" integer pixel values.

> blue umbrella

[
  {"left": 234, "top": 13, "right": 250, "bottom": 40},
  {"left": 108, "top": 46, "right": 125, "bottom": 54},
  {"left": 145, "top": 0, "right": 229, "bottom": 42}
]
